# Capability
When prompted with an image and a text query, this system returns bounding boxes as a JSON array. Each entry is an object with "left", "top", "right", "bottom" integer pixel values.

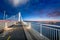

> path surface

[{"left": 0, "top": 25, "right": 27, "bottom": 40}]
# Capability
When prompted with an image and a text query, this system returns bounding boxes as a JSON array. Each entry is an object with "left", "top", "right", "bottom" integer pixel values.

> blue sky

[{"left": 0, "top": 0, "right": 60, "bottom": 21}]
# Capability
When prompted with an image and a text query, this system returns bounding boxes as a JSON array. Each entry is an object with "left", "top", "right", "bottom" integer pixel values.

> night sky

[{"left": 0, "top": 0, "right": 60, "bottom": 21}]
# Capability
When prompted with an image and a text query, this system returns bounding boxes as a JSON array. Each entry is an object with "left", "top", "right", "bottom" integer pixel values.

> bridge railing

[
  {"left": 41, "top": 24, "right": 60, "bottom": 40},
  {"left": 0, "top": 13, "right": 19, "bottom": 30},
  {"left": 30, "top": 22, "right": 60, "bottom": 40}
]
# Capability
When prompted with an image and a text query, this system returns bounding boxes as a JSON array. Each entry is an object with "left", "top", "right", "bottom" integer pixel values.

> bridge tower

[
  {"left": 18, "top": 12, "right": 23, "bottom": 22},
  {"left": 18, "top": 12, "right": 21, "bottom": 22}
]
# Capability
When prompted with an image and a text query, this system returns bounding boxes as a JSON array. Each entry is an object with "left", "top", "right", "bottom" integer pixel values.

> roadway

[{"left": 0, "top": 25, "right": 27, "bottom": 40}]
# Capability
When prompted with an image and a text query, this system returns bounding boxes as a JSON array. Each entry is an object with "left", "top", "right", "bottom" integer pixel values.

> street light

[{"left": 3, "top": 11, "right": 6, "bottom": 20}]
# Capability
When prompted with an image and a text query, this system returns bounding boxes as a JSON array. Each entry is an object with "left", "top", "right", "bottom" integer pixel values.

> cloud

[{"left": 47, "top": 10, "right": 60, "bottom": 18}]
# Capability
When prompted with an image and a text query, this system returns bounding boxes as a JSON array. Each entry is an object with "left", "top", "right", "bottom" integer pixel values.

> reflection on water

[{"left": 31, "top": 22, "right": 40, "bottom": 33}]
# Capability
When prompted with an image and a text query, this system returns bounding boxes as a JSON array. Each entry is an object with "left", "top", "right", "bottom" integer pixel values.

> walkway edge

[
  {"left": 23, "top": 26, "right": 33, "bottom": 40},
  {"left": 29, "top": 28, "right": 50, "bottom": 40}
]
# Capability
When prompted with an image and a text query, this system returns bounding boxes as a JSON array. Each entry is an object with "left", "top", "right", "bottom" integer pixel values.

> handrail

[
  {"left": 41, "top": 24, "right": 60, "bottom": 40},
  {"left": 42, "top": 24, "right": 60, "bottom": 28}
]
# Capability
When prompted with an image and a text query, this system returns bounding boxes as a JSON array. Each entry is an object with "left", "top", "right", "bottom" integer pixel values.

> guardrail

[
  {"left": 31, "top": 22, "right": 60, "bottom": 40},
  {"left": 26, "top": 22, "right": 49, "bottom": 40},
  {"left": 0, "top": 21, "right": 17, "bottom": 30},
  {"left": 0, "top": 21, "right": 17, "bottom": 37},
  {"left": 41, "top": 24, "right": 60, "bottom": 40}
]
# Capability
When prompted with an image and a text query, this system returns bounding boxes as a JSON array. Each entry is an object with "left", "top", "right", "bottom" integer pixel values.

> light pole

[
  {"left": 3, "top": 11, "right": 6, "bottom": 20},
  {"left": 3, "top": 11, "right": 8, "bottom": 28},
  {"left": 6, "top": 14, "right": 8, "bottom": 20}
]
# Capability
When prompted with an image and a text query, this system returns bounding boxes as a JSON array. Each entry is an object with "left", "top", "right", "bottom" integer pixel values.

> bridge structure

[{"left": 0, "top": 12, "right": 60, "bottom": 40}]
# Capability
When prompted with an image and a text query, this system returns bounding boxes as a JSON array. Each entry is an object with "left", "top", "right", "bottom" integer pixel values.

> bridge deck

[
  {"left": 0, "top": 23, "right": 50, "bottom": 40},
  {"left": 0, "top": 25, "right": 27, "bottom": 40}
]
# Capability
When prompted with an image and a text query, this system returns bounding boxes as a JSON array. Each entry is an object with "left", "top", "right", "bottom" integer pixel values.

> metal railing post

[{"left": 40, "top": 24, "right": 42, "bottom": 36}]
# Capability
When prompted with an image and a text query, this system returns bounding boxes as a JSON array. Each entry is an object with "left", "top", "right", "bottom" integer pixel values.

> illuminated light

[
  {"left": 26, "top": 26, "right": 31, "bottom": 29},
  {"left": 4, "top": 22, "right": 13, "bottom": 31},
  {"left": 26, "top": 23, "right": 31, "bottom": 29},
  {"left": 40, "top": 34, "right": 43, "bottom": 36},
  {"left": 4, "top": 27, "right": 13, "bottom": 31},
  {"left": 23, "top": 22, "right": 28, "bottom": 25}
]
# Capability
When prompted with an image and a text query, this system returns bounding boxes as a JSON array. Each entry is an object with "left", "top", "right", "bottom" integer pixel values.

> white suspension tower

[{"left": 18, "top": 12, "right": 21, "bottom": 22}]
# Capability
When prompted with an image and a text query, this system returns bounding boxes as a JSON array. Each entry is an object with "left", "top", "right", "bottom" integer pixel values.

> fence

[{"left": 31, "top": 22, "right": 60, "bottom": 40}]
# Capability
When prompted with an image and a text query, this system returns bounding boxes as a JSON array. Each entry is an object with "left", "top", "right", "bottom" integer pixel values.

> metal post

[
  {"left": 56, "top": 29, "right": 57, "bottom": 40},
  {"left": 40, "top": 24, "right": 42, "bottom": 36}
]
